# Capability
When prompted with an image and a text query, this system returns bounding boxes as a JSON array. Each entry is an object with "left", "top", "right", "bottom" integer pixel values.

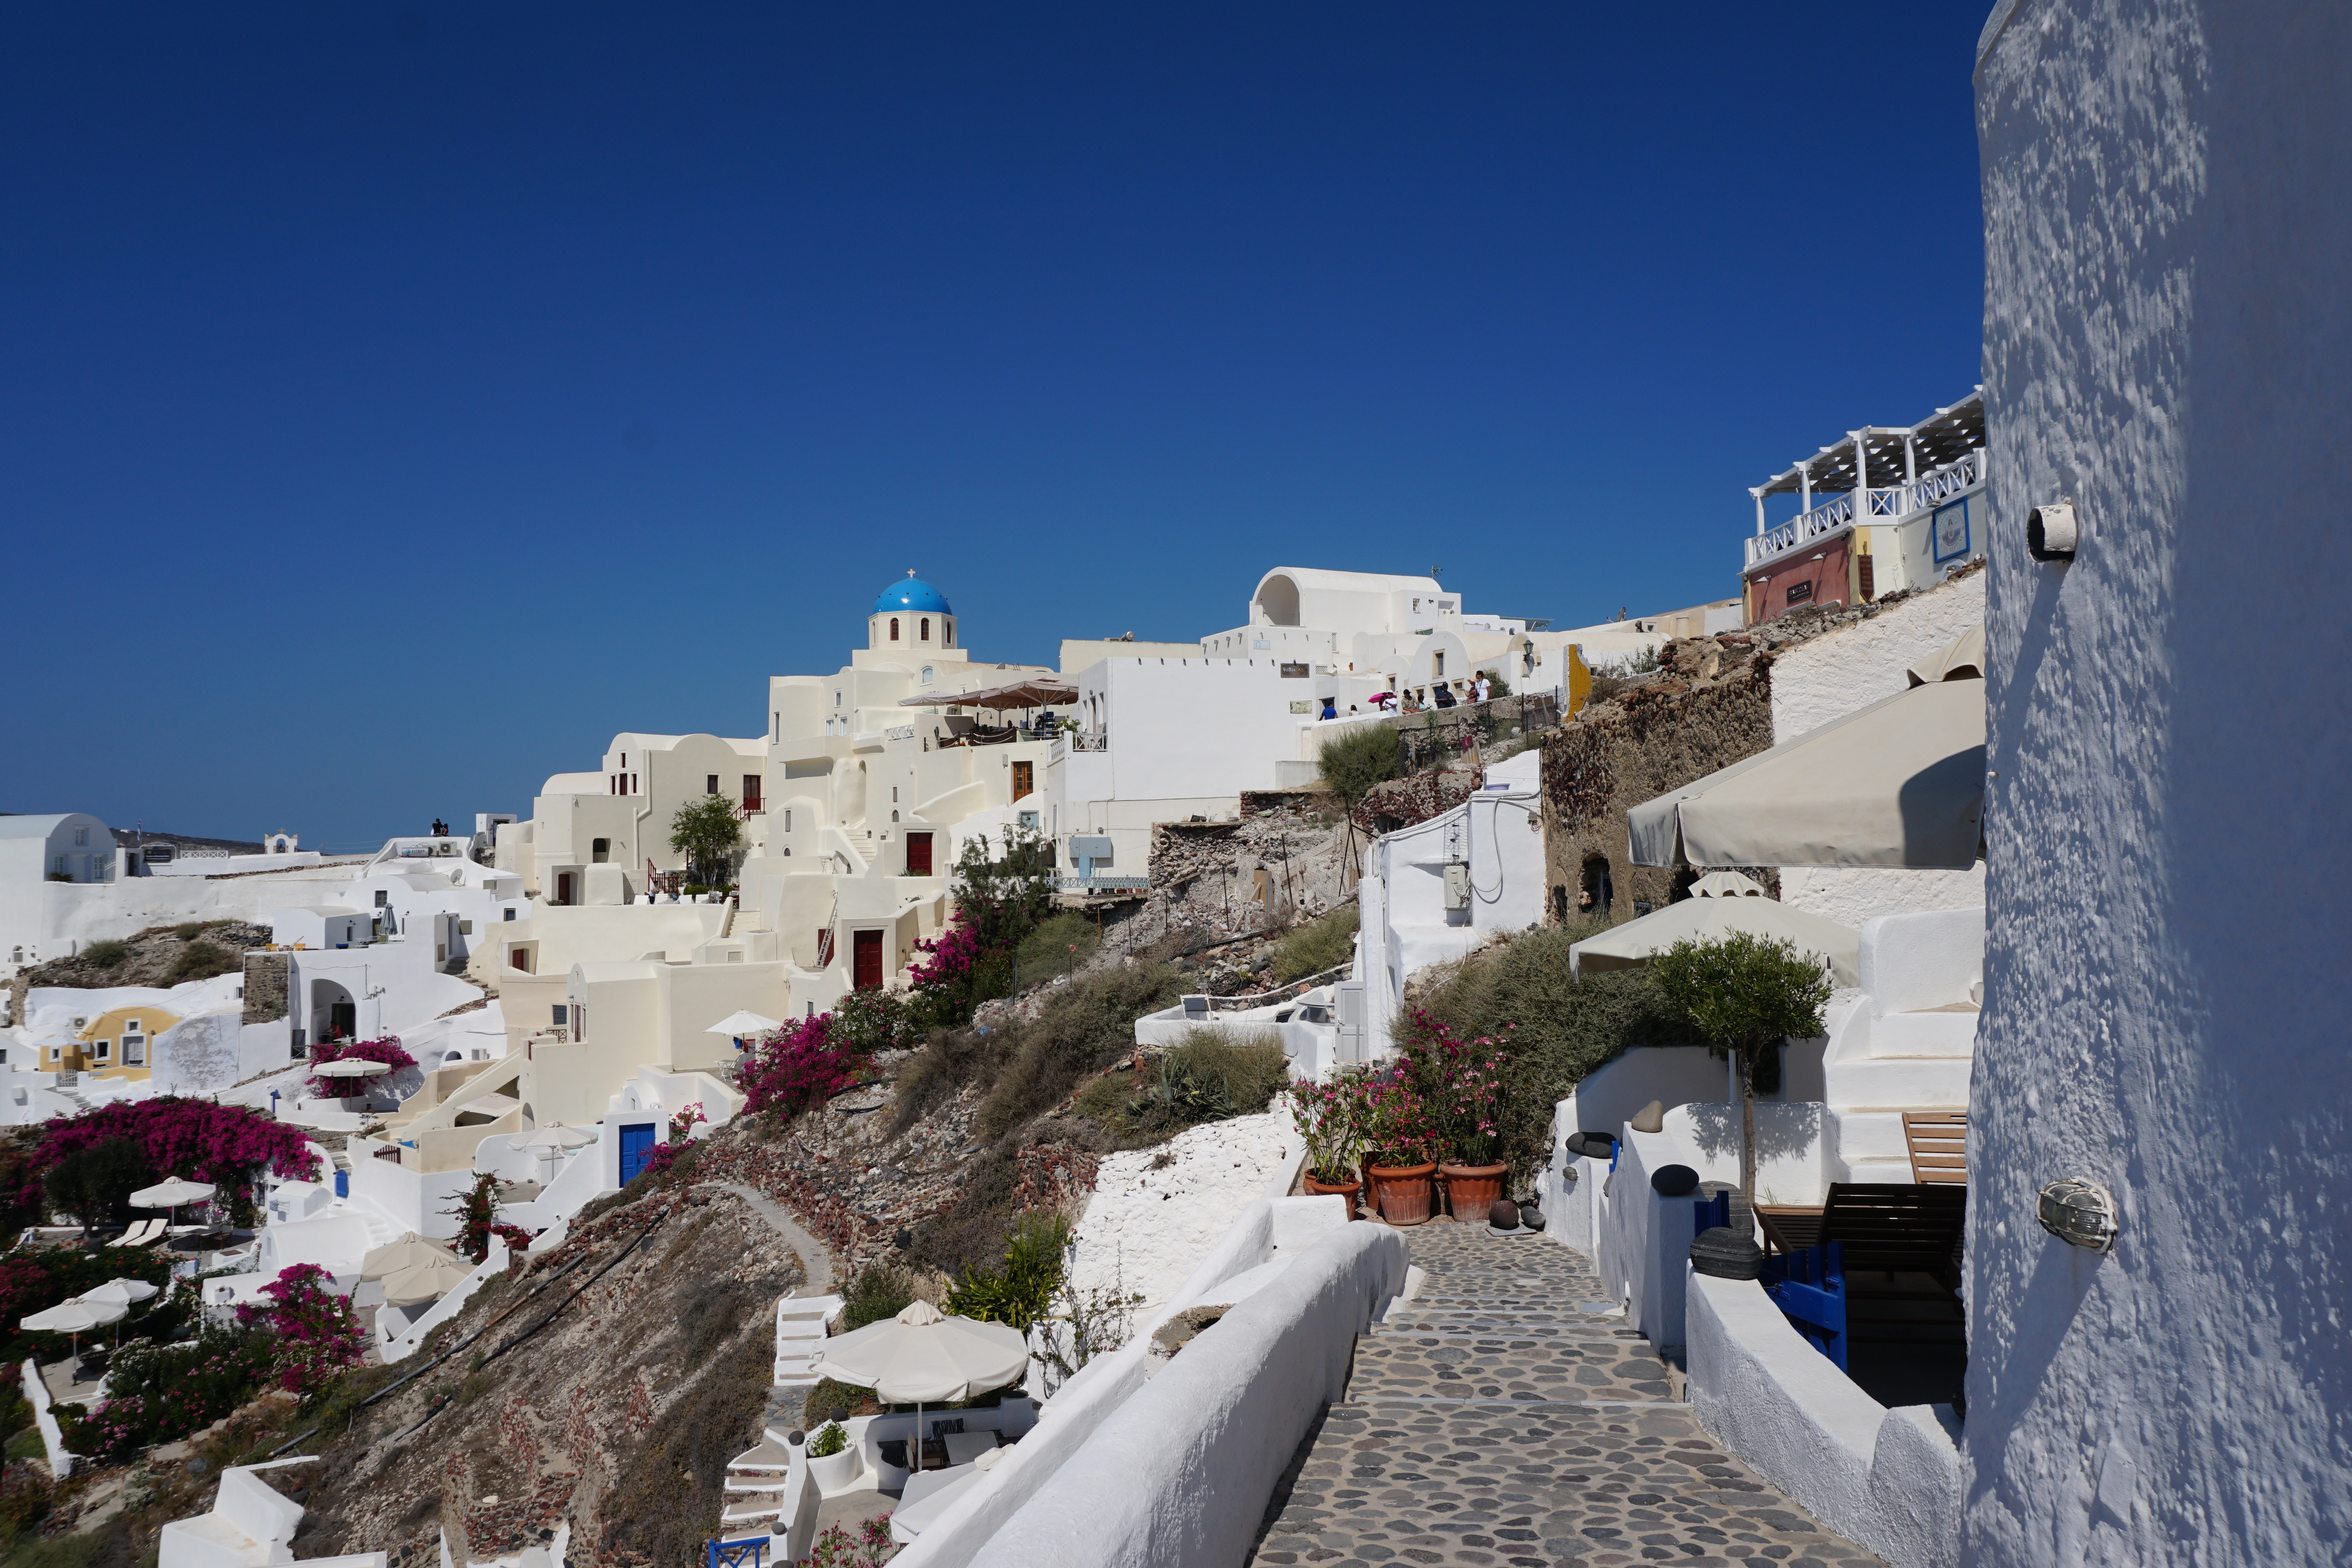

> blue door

[{"left": 618, "top": 1122, "right": 657, "bottom": 1185}]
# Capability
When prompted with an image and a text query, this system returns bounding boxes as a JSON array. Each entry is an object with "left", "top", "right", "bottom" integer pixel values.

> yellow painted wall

[{"left": 58, "top": 1004, "right": 177, "bottom": 1079}]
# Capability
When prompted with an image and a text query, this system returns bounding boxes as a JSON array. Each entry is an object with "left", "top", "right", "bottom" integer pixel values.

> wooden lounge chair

[{"left": 1903, "top": 1111, "right": 1969, "bottom": 1184}]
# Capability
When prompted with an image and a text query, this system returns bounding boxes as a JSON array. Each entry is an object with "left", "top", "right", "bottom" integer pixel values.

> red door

[
  {"left": 853, "top": 930, "right": 884, "bottom": 990},
  {"left": 906, "top": 832, "right": 933, "bottom": 877},
  {"left": 555, "top": 872, "right": 573, "bottom": 906}
]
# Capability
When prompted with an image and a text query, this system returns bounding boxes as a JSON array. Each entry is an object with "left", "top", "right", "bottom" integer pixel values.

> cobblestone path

[{"left": 1246, "top": 1222, "right": 1883, "bottom": 1568}]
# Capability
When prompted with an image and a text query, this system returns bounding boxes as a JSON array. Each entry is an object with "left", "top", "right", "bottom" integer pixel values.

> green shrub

[
  {"left": 42, "top": 1138, "right": 153, "bottom": 1239},
  {"left": 1089, "top": 1032, "right": 1289, "bottom": 1145},
  {"left": 807, "top": 1420, "right": 848, "bottom": 1458},
  {"left": 1412, "top": 923, "right": 1702, "bottom": 1179},
  {"left": 1272, "top": 905, "right": 1358, "bottom": 984},
  {"left": 168, "top": 941, "right": 239, "bottom": 984},
  {"left": 1013, "top": 912, "right": 1100, "bottom": 987},
  {"left": 170, "top": 921, "right": 221, "bottom": 941},
  {"left": 887, "top": 1027, "right": 1012, "bottom": 1136},
  {"left": 840, "top": 1263, "right": 921, "bottom": 1331},
  {"left": 974, "top": 964, "right": 1187, "bottom": 1139},
  {"left": 1317, "top": 724, "right": 1402, "bottom": 808},
  {"left": 943, "top": 1211, "right": 1068, "bottom": 1334},
  {"left": 79, "top": 940, "right": 129, "bottom": 968}
]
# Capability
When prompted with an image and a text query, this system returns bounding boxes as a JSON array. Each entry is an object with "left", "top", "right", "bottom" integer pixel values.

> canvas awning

[
  {"left": 1628, "top": 628, "right": 1986, "bottom": 870},
  {"left": 1569, "top": 898, "right": 1860, "bottom": 985},
  {"left": 898, "top": 677, "right": 1075, "bottom": 711}
]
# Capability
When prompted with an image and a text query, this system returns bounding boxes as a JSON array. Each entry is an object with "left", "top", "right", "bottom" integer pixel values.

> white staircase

[{"left": 774, "top": 1293, "right": 842, "bottom": 1385}]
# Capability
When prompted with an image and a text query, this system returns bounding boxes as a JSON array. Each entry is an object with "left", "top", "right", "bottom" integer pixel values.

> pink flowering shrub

[
  {"left": 306, "top": 1035, "right": 417, "bottom": 1097},
  {"left": 446, "top": 1172, "right": 533, "bottom": 1263},
  {"left": 235, "top": 1263, "right": 368, "bottom": 1393},
  {"left": 738, "top": 1015, "right": 870, "bottom": 1121},
  {"left": 1392, "top": 1007, "right": 1511, "bottom": 1165},
  {"left": 57, "top": 1313, "right": 276, "bottom": 1462},
  {"left": 22, "top": 1097, "right": 319, "bottom": 1215},
  {"left": 807, "top": 1517, "right": 894, "bottom": 1568},
  {"left": 1288, "top": 1074, "right": 1367, "bottom": 1184}
]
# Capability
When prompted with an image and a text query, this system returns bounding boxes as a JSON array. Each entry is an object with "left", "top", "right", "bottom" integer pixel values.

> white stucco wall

[
  {"left": 1066, "top": 1112, "right": 1300, "bottom": 1322},
  {"left": 1967, "top": 3, "right": 2352, "bottom": 1563}
]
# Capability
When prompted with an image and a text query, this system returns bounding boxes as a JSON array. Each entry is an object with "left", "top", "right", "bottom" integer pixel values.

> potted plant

[
  {"left": 1289, "top": 1074, "right": 1365, "bottom": 1216},
  {"left": 1438, "top": 1044, "right": 1509, "bottom": 1223},
  {"left": 1361, "top": 1078, "right": 1438, "bottom": 1225},
  {"left": 806, "top": 1419, "right": 860, "bottom": 1495}
]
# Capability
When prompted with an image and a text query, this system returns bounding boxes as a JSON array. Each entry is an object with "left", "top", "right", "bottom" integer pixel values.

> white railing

[
  {"left": 1910, "top": 449, "right": 1982, "bottom": 510},
  {"left": 1746, "top": 449, "right": 1984, "bottom": 570},
  {"left": 1065, "top": 731, "right": 1108, "bottom": 752}
]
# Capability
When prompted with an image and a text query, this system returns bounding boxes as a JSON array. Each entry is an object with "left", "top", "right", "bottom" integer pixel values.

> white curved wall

[{"left": 1971, "top": 2, "right": 2352, "bottom": 1562}]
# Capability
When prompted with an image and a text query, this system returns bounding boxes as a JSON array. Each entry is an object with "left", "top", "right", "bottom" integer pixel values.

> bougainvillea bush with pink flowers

[
  {"left": 56, "top": 1313, "right": 276, "bottom": 1463},
  {"left": 447, "top": 1173, "right": 534, "bottom": 1263},
  {"left": 21, "top": 1097, "right": 319, "bottom": 1219},
  {"left": 738, "top": 1015, "right": 870, "bottom": 1121},
  {"left": 306, "top": 1035, "right": 417, "bottom": 1097},
  {"left": 235, "top": 1262, "right": 369, "bottom": 1393}
]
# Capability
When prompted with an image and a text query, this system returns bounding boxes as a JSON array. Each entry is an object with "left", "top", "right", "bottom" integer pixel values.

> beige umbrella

[
  {"left": 312, "top": 1058, "right": 393, "bottom": 1079},
  {"left": 1628, "top": 640, "right": 1985, "bottom": 871},
  {"left": 519, "top": 1124, "right": 596, "bottom": 1152},
  {"left": 379, "top": 1254, "right": 475, "bottom": 1308},
  {"left": 809, "top": 1300, "right": 1028, "bottom": 1476},
  {"left": 362, "top": 1233, "right": 464, "bottom": 1281},
  {"left": 1569, "top": 897, "right": 1861, "bottom": 987},
  {"left": 1688, "top": 871, "right": 1768, "bottom": 898}
]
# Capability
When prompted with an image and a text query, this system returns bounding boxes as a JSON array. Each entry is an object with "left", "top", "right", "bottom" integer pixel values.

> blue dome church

[{"left": 867, "top": 572, "right": 957, "bottom": 652}]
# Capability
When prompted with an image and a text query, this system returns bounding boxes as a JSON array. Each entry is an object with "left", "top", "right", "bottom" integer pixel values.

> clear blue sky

[{"left": 1, "top": 4, "right": 1987, "bottom": 849}]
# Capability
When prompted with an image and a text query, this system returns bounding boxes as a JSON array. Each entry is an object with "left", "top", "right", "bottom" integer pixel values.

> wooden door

[
  {"left": 618, "top": 1123, "right": 657, "bottom": 1185},
  {"left": 906, "top": 832, "right": 933, "bottom": 877},
  {"left": 853, "top": 929, "right": 884, "bottom": 990},
  {"left": 555, "top": 872, "right": 573, "bottom": 906},
  {"left": 1012, "top": 761, "right": 1034, "bottom": 801}
]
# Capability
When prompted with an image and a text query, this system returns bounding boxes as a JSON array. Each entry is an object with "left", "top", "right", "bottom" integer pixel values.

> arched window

[
  {"left": 1579, "top": 854, "right": 1615, "bottom": 917},
  {"left": 943, "top": 618, "right": 954, "bottom": 647},
  {"left": 921, "top": 617, "right": 931, "bottom": 641},
  {"left": 890, "top": 617, "right": 900, "bottom": 641}
]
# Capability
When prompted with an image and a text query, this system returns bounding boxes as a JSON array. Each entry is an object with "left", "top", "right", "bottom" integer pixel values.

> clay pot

[
  {"left": 1304, "top": 1172, "right": 1364, "bottom": 1218},
  {"left": 1367, "top": 1162, "right": 1438, "bottom": 1225},
  {"left": 1441, "top": 1162, "right": 1509, "bottom": 1223}
]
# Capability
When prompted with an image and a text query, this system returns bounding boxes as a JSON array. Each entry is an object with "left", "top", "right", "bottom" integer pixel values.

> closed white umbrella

[
  {"left": 1628, "top": 663, "right": 1985, "bottom": 870},
  {"left": 312, "top": 1058, "right": 393, "bottom": 1079},
  {"left": 808, "top": 1300, "right": 1028, "bottom": 1476},
  {"left": 1569, "top": 897, "right": 1861, "bottom": 987}
]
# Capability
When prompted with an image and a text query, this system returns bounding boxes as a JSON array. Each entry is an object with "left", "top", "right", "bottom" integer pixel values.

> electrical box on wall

[{"left": 1444, "top": 862, "right": 1471, "bottom": 910}]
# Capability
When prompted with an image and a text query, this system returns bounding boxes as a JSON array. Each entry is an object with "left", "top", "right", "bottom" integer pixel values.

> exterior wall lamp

[{"left": 2036, "top": 1175, "right": 2119, "bottom": 1252}]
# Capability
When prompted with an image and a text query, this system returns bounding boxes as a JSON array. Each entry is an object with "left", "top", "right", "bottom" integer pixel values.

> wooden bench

[{"left": 1757, "top": 1182, "right": 1967, "bottom": 1398}]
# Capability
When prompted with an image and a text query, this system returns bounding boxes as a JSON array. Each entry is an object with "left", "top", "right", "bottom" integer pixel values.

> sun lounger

[
  {"left": 109, "top": 1219, "right": 166, "bottom": 1248},
  {"left": 1903, "top": 1110, "right": 1968, "bottom": 1184}
]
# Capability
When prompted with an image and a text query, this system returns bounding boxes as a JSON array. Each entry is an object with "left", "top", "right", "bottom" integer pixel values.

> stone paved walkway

[{"left": 1247, "top": 1222, "right": 1883, "bottom": 1568}]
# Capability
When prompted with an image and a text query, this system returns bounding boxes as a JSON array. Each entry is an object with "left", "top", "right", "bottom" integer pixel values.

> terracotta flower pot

[
  {"left": 1367, "top": 1162, "right": 1438, "bottom": 1226},
  {"left": 1441, "top": 1162, "right": 1509, "bottom": 1223},
  {"left": 1303, "top": 1173, "right": 1364, "bottom": 1218}
]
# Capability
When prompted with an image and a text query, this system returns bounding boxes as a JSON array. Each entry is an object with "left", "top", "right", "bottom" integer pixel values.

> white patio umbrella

[
  {"left": 519, "top": 1124, "right": 595, "bottom": 1152},
  {"left": 706, "top": 1011, "right": 783, "bottom": 1049},
  {"left": 808, "top": 1300, "right": 1028, "bottom": 1476},
  {"left": 379, "top": 1254, "right": 475, "bottom": 1308},
  {"left": 1627, "top": 636, "right": 1986, "bottom": 871},
  {"left": 1569, "top": 897, "right": 1861, "bottom": 987},
  {"left": 130, "top": 1177, "right": 218, "bottom": 1228},
  {"left": 79, "top": 1278, "right": 161, "bottom": 1309},
  {"left": 362, "top": 1233, "right": 464, "bottom": 1281},
  {"left": 312, "top": 1058, "right": 393, "bottom": 1079},
  {"left": 21, "top": 1298, "right": 126, "bottom": 1362},
  {"left": 1687, "top": 871, "right": 1768, "bottom": 898}
]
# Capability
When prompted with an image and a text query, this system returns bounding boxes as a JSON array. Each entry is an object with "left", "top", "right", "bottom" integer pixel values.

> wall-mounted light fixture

[
  {"left": 2027, "top": 500, "right": 2079, "bottom": 561},
  {"left": 2036, "top": 1176, "right": 2119, "bottom": 1252}
]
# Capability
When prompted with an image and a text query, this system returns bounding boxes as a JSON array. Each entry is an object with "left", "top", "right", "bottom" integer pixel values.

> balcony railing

[
  {"left": 1065, "top": 731, "right": 1108, "bottom": 752},
  {"left": 1746, "top": 450, "right": 1982, "bottom": 570}
]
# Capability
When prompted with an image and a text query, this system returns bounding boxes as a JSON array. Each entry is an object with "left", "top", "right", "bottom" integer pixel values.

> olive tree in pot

[{"left": 1645, "top": 932, "right": 1832, "bottom": 1208}]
